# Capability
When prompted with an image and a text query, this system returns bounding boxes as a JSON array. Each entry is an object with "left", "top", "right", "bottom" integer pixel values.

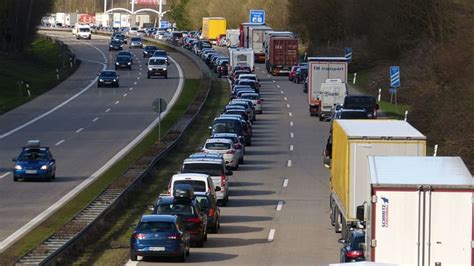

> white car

[
  {"left": 211, "top": 133, "right": 245, "bottom": 163},
  {"left": 168, "top": 173, "right": 218, "bottom": 198},
  {"left": 240, "top": 92, "right": 263, "bottom": 114},
  {"left": 202, "top": 138, "right": 238, "bottom": 169}
]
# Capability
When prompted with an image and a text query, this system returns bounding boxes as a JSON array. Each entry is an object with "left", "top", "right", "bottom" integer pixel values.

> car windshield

[
  {"left": 18, "top": 149, "right": 47, "bottom": 161},
  {"left": 156, "top": 203, "right": 195, "bottom": 216},
  {"left": 115, "top": 35, "right": 124, "bottom": 39},
  {"left": 149, "top": 58, "right": 166, "bottom": 65},
  {"left": 174, "top": 180, "right": 206, "bottom": 192},
  {"left": 136, "top": 221, "right": 175, "bottom": 232},
  {"left": 111, "top": 40, "right": 121, "bottom": 45},
  {"left": 153, "top": 51, "right": 167, "bottom": 57},
  {"left": 117, "top": 56, "right": 129, "bottom": 61},
  {"left": 145, "top": 46, "right": 157, "bottom": 51},
  {"left": 182, "top": 163, "right": 223, "bottom": 176},
  {"left": 340, "top": 111, "right": 369, "bottom": 119},
  {"left": 100, "top": 71, "right": 116, "bottom": 77},
  {"left": 344, "top": 97, "right": 376, "bottom": 110},
  {"left": 131, "top": 37, "right": 141, "bottom": 41},
  {"left": 79, "top": 28, "right": 89, "bottom": 32},
  {"left": 205, "top": 142, "right": 231, "bottom": 150}
]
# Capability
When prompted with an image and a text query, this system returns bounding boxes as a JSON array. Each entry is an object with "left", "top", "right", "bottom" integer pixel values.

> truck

[
  {"left": 202, "top": 17, "right": 227, "bottom": 44},
  {"left": 265, "top": 36, "right": 298, "bottom": 75},
  {"left": 330, "top": 120, "right": 426, "bottom": 238},
  {"left": 228, "top": 48, "right": 254, "bottom": 72},
  {"left": 225, "top": 29, "right": 240, "bottom": 47},
  {"left": 318, "top": 79, "right": 347, "bottom": 121},
  {"left": 248, "top": 25, "right": 272, "bottom": 62},
  {"left": 358, "top": 156, "right": 473, "bottom": 265},
  {"left": 239, "top": 22, "right": 262, "bottom": 48},
  {"left": 263, "top": 31, "right": 294, "bottom": 55},
  {"left": 307, "top": 57, "right": 349, "bottom": 116},
  {"left": 72, "top": 23, "right": 91, "bottom": 39}
]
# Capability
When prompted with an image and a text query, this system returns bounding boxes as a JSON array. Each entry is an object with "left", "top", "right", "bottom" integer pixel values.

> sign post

[
  {"left": 249, "top": 9, "right": 265, "bottom": 24},
  {"left": 152, "top": 98, "right": 167, "bottom": 142}
]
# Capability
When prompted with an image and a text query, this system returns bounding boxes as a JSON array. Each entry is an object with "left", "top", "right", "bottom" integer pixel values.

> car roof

[
  {"left": 339, "top": 109, "right": 368, "bottom": 113},
  {"left": 205, "top": 138, "right": 233, "bottom": 144},
  {"left": 241, "top": 92, "right": 259, "bottom": 96},
  {"left": 193, "top": 191, "right": 210, "bottom": 197},
  {"left": 183, "top": 158, "right": 223, "bottom": 164},
  {"left": 149, "top": 56, "right": 167, "bottom": 60},
  {"left": 188, "top": 152, "right": 223, "bottom": 159},
  {"left": 172, "top": 173, "right": 210, "bottom": 179},
  {"left": 140, "top": 214, "right": 176, "bottom": 223},
  {"left": 212, "top": 133, "right": 239, "bottom": 138}
]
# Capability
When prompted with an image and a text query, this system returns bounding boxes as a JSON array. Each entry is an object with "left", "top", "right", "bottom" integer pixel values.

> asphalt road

[
  {"left": 0, "top": 32, "right": 196, "bottom": 246},
  {"left": 130, "top": 62, "right": 340, "bottom": 265}
]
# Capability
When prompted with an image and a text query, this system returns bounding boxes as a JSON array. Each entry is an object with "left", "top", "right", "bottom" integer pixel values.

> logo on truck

[
  {"left": 237, "top": 54, "right": 248, "bottom": 62},
  {"left": 381, "top": 197, "right": 389, "bottom": 228}
]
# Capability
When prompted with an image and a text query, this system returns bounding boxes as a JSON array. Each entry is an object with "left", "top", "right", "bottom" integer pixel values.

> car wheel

[
  {"left": 147, "top": 75, "right": 150, "bottom": 79},
  {"left": 97, "top": 83, "right": 101, "bottom": 88},
  {"left": 13, "top": 176, "right": 18, "bottom": 182},
  {"left": 212, "top": 218, "right": 219, "bottom": 233},
  {"left": 186, "top": 241, "right": 190, "bottom": 256},
  {"left": 204, "top": 231, "right": 208, "bottom": 242},
  {"left": 164, "top": 75, "right": 167, "bottom": 79},
  {"left": 116, "top": 83, "right": 119, "bottom": 87},
  {"left": 130, "top": 250, "right": 138, "bottom": 261},
  {"left": 239, "top": 157, "right": 243, "bottom": 164},
  {"left": 115, "top": 67, "right": 118, "bottom": 70},
  {"left": 52, "top": 173, "right": 56, "bottom": 180},
  {"left": 45, "top": 175, "right": 52, "bottom": 182},
  {"left": 196, "top": 238, "right": 204, "bottom": 247},
  {"left": 177, "top": 247, "right": 186, "bottom": 262},
  {"left": 129, "top": 66, "right": 132, "bottom": 70}
]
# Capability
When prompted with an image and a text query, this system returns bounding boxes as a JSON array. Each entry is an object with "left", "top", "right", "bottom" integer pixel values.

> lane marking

[
  {"left": 273, "top": 80, "right": 276, "bottom": 83},
  {"left": 290, "top": 121, "right": 294, "bottom": 127},
  {"left": 280, "top": 90, "right": 284, "bottom": 94},
  {"left": 290, "top": 145, "right": 294, "bottom": 151},
  {"left": 105, "top": 108, "right": 111, "bottom": 113},
  {"left": 115, "top": 101, "right": 120, "bottom": 105},
  {"left": 289, "top": 112, "right": 293, "bottom": 117},
  {"left": 267, "top": 75, "right": 271, "bottom": 78},
  {"left": 277, "top": 85, "right": 280, "bottom": 88},
  {"left": 287, "top": 104, "right": 290, "bottom": 108},
  {"left": 276, "top": 201, "right": 283, "bottom": 211},
  {"left": 262, "top": 71, "right": 266, "bottom": 74},
  {"left": 75, "top": 128, "right": 84, "bottom": 133},
  {"left": 283, "top": 178, "right": 289, "bottom": 187},
  {"left": 134, "top": 82, "right": 137, "bottom": 85},
  {"left": 290, "top": 132, "right": 294, "bottom": 138},
  {"left": 0, "top": 172, "right": 11, "bottom": 179},
  {"left": 123, "top": 93, "right": 128, "bottom": 97},
  {"left": 268, "top": 229, "right": 276, "bottom": 242},
  {"left": 284, "top": 97, "right": 287, "bottom": 101},
  {"left": 287, "top": 160, "right": 292, "bottom": 167},
  {"left": 92, "top": 117, "right": 99, "bottom": 122},
  {"left": 129, "top": 87, "right": 133, "bottom": 91},
  {"left": 138, "top": 72, "right": 142, "bottom": 75},
  {"left": 137, "top": 77, "right": 140, "bottom": 80},
  {"left": 55, "top": 140, "right": 65, "bottom": 146}
]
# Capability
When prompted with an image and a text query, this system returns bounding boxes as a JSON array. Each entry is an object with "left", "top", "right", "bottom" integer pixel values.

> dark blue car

[
  {"left": 13, "top": 140, "right": 56, "bottom": 182},
  {"left": 130, "top": 215, "right": 190, "bottom": 262}
]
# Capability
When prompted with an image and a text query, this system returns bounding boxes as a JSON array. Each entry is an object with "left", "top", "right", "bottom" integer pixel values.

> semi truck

[
  {"left": 330, "top": 120, "right": 426, "bottom": 238},
  {"left": 359, "top": 156, "right": 473, "bottom": 265},
  {"left": 225, "top": 29, "right": 240, "bottom": 47},
  {"left": 307, "top": 57, "right": 349, "bottom": 116},
  {"left": 202, "top": 17, "right": 227, "bottom": 44},
  {"left": 263, "top": 31, "right": 294, "bottom": 55},
  {"left": 228, "top": 48, "right": 254, "bottom": 72},
  {"left": 239, "top": 22, "right": 262, "bottom": 48},
  {"left": 265, "top": 37, "right": 298, "bottom": 75},
  {"left": 248, "top": 25, "right": 272, "bottom": 62},
  {"left": 318, "top": 79, "right": 347, "bottom": 121}
]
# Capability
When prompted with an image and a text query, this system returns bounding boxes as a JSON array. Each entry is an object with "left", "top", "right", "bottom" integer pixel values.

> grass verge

[
  {"left": 348, "top": 70, "right": 409, "bottom": 119},
  {"left": 0, "top": 35, "right": 79, "bottom": 114},
  {"left": 0, "top": 79, "right": 201, "bottom": 265},
  {"left": 63, "top": 79, "right": 229, "bottom": 265}
]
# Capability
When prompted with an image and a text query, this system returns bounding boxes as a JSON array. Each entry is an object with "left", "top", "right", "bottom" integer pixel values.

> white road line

[
  {"left": 0, "top": 172, "right": 11, "bottom": 179},
  {"left": 277, "top": 85, "right": 280, "bottom": 88},
  {"left": 134, "top": 82, "right": 137, "bottom": 85},
  {"left": 262, "top": 71, "right": 266, "bottom": 74},
  {"left": 287, "top": 160, "right": 292, "bottom": 167},
  {"left": 55, "top": 140, "right": 65, "bottom": 146},
  {"left": 280, "top": 90, "right": 284, "bottom": 94},
  {"left": 92, "top": 117, "right": 99, "bottom": 122},
  {"left": 268, "top": 229, "right": 276, "bottom": 241},
  {"left": 273, "top": 80, "right": 276, "bottom": 83},
  {"left": 267, "top": 75, "right": 271, "bottom": 78},
  {"left": 138, "top": 72, "right": 142, "bottom": 75},
  {"left": 123, "top": 93, "right": 128, "bottom": 97},
  {"left": 276, "top": 201, "right": 283, "bottom": 211},
  {"left": 283, "top": 178, "right": 289, "bottom": 187},
  {"left": 129, "top": 87, "right": 134, "bottom": 91},
  {"left": 284, "top": 97, "right": 287, "bottom": 101},
  {"left": 76, "top": 128, "right": 84, "bottom": 133},
  {"left": 287, "top": 104, "right": 290, "bottom": 108},
  {"left": 290, "top": 145, "right": 294, "bottom": 151},
  {"left": 137, "top": 77, "right": 140, "bottom": 80},
  {"left": 289, "top": 112, "right": 293, "bottom": 117},
  {"left": 290, "top": 121, "right": 294, "bottom": 127},
  {"left": 105, "top": 108, "right": 111, "bottom": 113},
  {"left": 115, "top": 101, "right": 120, "bottom": 105},
  {"left": 290, "top": 132, "right": 294, "bottom": 138}
]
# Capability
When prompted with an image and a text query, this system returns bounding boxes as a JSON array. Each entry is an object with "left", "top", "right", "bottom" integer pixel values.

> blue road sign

[
  {"left": 159, "top": 20, "right": 171, "bottom": 29},
  {"left": 390, "top": 66, "right": 400, "bottom": 87},
  {"left": 344, "top": 47, "right": 352, "bottom": 63},
  {"left": 389, "top": 87, "right": 397, "bottom": 94},
  {"left": 249, "top": 9, "right": 265, "bottom": 24}
]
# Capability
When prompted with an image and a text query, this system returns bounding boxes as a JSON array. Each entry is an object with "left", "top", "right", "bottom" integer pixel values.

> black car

[
  {"left": 117, "top": 51, "right": 134, "bottom": 64},
  {"left": 339, "top": 230, "right": 365, "bottom": 262},
  {"left": 153, "top": 185, "right": 208, "bottom": 247},
  {"left": 235, "top": 79, "right": 258, "bottom": 93},
  {"left": 115, "top": 55, "right": 132, "bottom": 70},
  {"left": 143, "top": 45, "right": 158, "bottom": 58},
  {"left": 216, "top": 60, "right": 229, "bottom": 77},
  {"left": 108, "top": 40, "right": 123, "bottom": 51},
  {"left": 194, "top": 192, "right": 220, "bottom": 233},
  {"left": 97, "top": 70, "right": 119, "bottom": 87},
  {"left": 343, "top": 95, "right": 379, "bottom": 119},
  {"left": 295, "top": 66, "right": 308, "bottom": 84},
  {"left": 112, "top": 33, "right": 127, "bottom": 44}
]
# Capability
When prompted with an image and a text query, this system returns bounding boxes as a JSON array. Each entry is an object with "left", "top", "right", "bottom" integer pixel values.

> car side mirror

[
  {"left": 167, "top": 61, "right": 170, "bottom": 65},
  {"left": 338, "top": 238, "right": 346, "bottom": 244},
  {"left": 356, "top": 205, "right": 365, "bottom": 221},
  {"left": 208, "top": 126, "right": 212, "bottom": 130},
  {"left": 215, "top": 186, "right": 221, "bottom": 192},
  {"left": 12, "top": 157, "right": 17, "bottom": 162},
  {"left": 226, "top": 169, "right": 233, "bottom": 176}
]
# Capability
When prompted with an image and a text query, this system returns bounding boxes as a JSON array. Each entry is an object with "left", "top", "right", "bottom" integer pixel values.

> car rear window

[
  {"left": 136, "top": 221, "right": 175, "bottom": 232},
  {"left": 340, "top": 111, "right": 369, "bottom": 119},
  {"left": 344, "top": 97, "right": 376, "bottom": 109},
  {"left": 241, "top": 94, "right": 258, "bottom": 100},
  {"left": 212, "top": 121, "right": 242, "bottom": 134},
  {"left": 156, "top": 203, "right": 195, "bottom": 216},
  {"left": 174, "top": 180, "right": 206, "bottom": 192},
  {"left": 182, "top": 163, "right": 223, "bottom": 176},
  {"left": 205, "top": 142, "right": 231, "bottom": 150}
]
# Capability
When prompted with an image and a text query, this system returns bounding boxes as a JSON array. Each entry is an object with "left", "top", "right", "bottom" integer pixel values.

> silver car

[
  {"left": 129, "top": 37, "right": 143, "bottom": 48},
  {"left": 202, "top": 138, "right": 238, "bottom": 169},
  {"left": 240, "top": 92, "right": 263, "bottom": 114},
  {"left": 211, "top": 133, "right": 245, "bottom": 164}
]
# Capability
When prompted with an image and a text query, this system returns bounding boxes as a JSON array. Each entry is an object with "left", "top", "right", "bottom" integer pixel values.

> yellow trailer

[
  {"left": 202, "top": 17, "right": 227, "bottom": 43},
  {"left": 329, "top": 120, "right": 426, "bottom": 236}
]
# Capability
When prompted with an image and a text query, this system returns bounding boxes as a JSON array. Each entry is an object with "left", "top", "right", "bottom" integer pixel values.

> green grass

[
  {"left": 378, "top": 101, "right": 409, "bottom": 119},
  {"left": 64, "top": 79, "right": 229, "bottom": 265},
  {"left": 0, "top": 36, "right": 79, "bottom": 114},
  {"left": 0, "top": 79, "right": 201, "bottom": 265}
]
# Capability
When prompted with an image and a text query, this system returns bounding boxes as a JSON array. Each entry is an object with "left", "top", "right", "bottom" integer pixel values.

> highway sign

[
  {"left": 390, "top": 66, "right": 400, "bottom": 87},
  {"left": 344, "top": 47, "right": 352, "bottom": 63},
  {"left": 159, "top": 20, "right": 171, "bottom": 29},
  {"left": 249, "top": 9, "right": 265, "bottom": 24},
  {"left": 152, "top": 98, "right": 167, "bottom": 113}
]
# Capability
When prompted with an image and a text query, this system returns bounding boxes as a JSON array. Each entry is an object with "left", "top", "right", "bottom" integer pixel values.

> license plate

[
  {"left": 26, "top": 170, "right": 37, "bottom": 174},
  {"left": 149, "top": 247, "right": 165, "bottom": 251}
]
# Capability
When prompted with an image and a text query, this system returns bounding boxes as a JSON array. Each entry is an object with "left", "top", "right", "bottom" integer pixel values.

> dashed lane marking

[
  {"left": 289, "top": 112, "right": 293, "bottom": 117},
  {"left": 276, "top": 201, "right": 283, "bottom": 211},
  {"left": 268, "top": 229, "right": 276, "bottom": 241},
  {"left": 115, "top": 101, "right": 120, "bottom": 105},
  {"left": 290, "top": 145, "right": 294, "bottom": 151},
  {"left": 76, "top": 128, "right": 84, "bottom": 133},
  {"left": 290, "top": 121, "right": 294, "bottom": 126},
  {"left": 290, "top": 132, "right": 294, "bottom": 138},
  {"left": 123, "top": 93, "right": 128, "bottom": 97},
  {"left": 55, "top": 140, "right": 65, "bottom": 146},
  {"left": 287, "top": 104, "right": 290, "bottom": 108},
  {"left": 287, "top": 160, "right": 292, "bottom": 167},
  {"left": 92, "top": 117, "right": 99, "bottom": 122},
  {"left": 284, "top": 97, "right": 287, "bottom": 101},
  {"left": 105, "top": 108, "right": 111, "bottom": 113},
  {"left": 283, "top": 178, "right": 289, "bottom": 187}
]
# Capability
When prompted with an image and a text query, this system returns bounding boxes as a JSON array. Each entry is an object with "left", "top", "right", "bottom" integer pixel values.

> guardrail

[{"left": 15, "top": 30, "right": 213, "bottom": 265}]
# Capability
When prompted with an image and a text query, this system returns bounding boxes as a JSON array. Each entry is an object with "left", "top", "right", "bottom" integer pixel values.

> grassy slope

[
  {"left": 0, "top": 79, "right": 201, "bottom": 265},
  {"left": 0, "top": 36, "right": 78, "bottom": 114}
]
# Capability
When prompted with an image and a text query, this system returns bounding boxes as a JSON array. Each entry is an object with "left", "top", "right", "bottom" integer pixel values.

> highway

[
  {"left": 0, "top": 32, "right": 197, "bottom": 248},
  {"left": 130, "top": 63, "right": 340, "bottom": 265}
]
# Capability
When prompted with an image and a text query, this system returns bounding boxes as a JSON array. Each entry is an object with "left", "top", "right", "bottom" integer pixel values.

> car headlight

[
  {"left": 109, "top": 45, "right": 113, "bottom": 47},
  {"left": 115, "top": 62, "right": 119, "bottom": 65},
  {"left": 113, "top": 79, "right": 117, "bottom": 82},
  {"left": 163, "top": 68, "right": 167, "bottom": 71},
  {"left": 15, "top": 165, "right": 22, "bottom": 170},
  {"left": 40, "top": 165, "right": 48, "bottom": 170},
  {"left": 127, "top": 62, "right": 131, "bottom": 65},
  {"left": 148, "top": 67, "right": 153, "bottom": 71},
  {"left": 99, "top": 79, "right": 104, "bottom": 82},
  {"left": 120, "top": 45, "right": 123, "bottom": 47}
]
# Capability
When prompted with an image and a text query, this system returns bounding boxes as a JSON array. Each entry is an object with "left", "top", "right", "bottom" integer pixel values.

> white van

[
  {"left": 72, "top": 24, "right": 91, "bottom": 40},
  {"left": 168, "top": 173, "right": 219, "bottom": 199},
  {"left": 319, "top": 79, "right": 347, "bottom": 121}
]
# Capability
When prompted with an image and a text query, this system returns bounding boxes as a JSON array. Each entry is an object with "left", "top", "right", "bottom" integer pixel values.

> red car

[{"left": 288, "top": 66, "right": 300, "bottom": 81}]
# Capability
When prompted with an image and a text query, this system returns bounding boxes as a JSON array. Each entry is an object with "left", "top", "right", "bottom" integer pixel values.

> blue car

[
  {"left": 130, "top": 215, "right": 190, "bottom": 262},
  {"left": 13, "top": 140, "right": 56, "bottom": 182}
]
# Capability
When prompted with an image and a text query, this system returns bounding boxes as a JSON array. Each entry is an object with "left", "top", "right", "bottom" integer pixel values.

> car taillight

[
  {"left": 133, "top": 233, "right": 147, "bottom": 240},
  {"left": 185, "top": 217, "right": 202, "bottom": 223},
  {"left": 167, "top": 233, "right": 181, "bottom": 240},
  {"left": 256, "top": 99, "right": 262, "bottom": 104},
  {"left": 220, "top": 175, "right": 226, "bottom": 187},
  {"left": 226, "top": 150, "right": 235, "bottom": 154},
  {"left": 208, "top": 207, "right": 215, "bottom": 217},
  {"left": 346, "top": 250, "right": 363, "bottom": 258},
  {"left": 234, "top": 143, "right": 242, "bottom": 149}
]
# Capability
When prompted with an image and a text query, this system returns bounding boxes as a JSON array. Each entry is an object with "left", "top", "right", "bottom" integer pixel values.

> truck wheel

[{"left": 319, "top": 116, "right": 324, "bottom": 121}]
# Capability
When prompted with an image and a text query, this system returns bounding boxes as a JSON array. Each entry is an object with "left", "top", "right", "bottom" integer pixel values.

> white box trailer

[
  {"left": 226, "top": 29, "right": 239, "bottom": 47},
  {"left": 248, "top": 25, "right": 272, "bottom": 62},
  {"left": 228, "top": 48, "right": 254, "bottom": 72},
  {"left": 308, "top": 57, "right": 349, "bottom": 116},
  {"left": 361, "top": 156, "right": 473, "bottom": 265}
]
